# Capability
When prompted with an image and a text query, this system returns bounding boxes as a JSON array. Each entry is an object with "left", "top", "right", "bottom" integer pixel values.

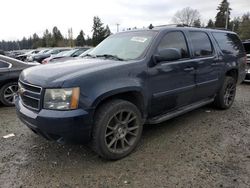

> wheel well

[
  {"left": 226, "top": 69, "right": 238, "bottom": 82},
  {"left": 94, "top": 91, "right": 146, "bottom": 118},
  {"left": 0, "top": 79, "right": 18, "bottom": 89}
]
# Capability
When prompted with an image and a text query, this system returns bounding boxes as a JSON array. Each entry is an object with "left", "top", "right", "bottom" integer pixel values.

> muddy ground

[{"left": 0, "top": 84, "right": 250, "bottom": 188}]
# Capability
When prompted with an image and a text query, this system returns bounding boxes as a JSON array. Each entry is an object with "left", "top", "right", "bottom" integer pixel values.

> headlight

[{"left": 44, "top": 88, "right": 80, "bottom": 110}]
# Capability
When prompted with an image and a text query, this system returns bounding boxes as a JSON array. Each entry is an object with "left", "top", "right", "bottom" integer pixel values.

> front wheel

[
  {"left": 213, "top": 76, "right": 236, "bottom": 109},
  {"left": 91, "top": 99, "right": 143, "bottom": 160}
]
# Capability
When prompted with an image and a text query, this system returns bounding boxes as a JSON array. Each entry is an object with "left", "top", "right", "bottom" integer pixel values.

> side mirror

[{"left": 155, "top": 48, "right": 182, "bottom": 63}]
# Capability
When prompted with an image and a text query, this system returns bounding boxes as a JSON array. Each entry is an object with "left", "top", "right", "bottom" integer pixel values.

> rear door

[
  {"left": 188, "top": 31, "right": 221, "bottom": 102},
  {"left": 148, "top": 30, "right": 196, "bottom": 117}
]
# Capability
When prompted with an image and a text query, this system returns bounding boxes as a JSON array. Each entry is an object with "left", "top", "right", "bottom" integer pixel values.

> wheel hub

[{"left": 116, "top": 125, "right": 127, "bottom": 138}]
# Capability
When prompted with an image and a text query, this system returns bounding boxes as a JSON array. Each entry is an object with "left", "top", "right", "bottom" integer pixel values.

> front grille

[{"left": 18, "top": 81, "right": 42, "bottom": 110}]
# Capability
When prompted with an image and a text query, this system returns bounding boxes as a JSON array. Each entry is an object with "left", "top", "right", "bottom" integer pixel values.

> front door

[{"left": 148, "top": 31, "right": 196, "bottom": 117}]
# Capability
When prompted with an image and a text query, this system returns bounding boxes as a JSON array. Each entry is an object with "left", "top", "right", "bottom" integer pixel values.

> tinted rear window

[
  {"left": 212, "top": 32, "right": 244, "bottom": 55},
  {"left": 243, "top": 43, "right": 250, "bottom": 54},
  {"left": 189, "top": 31, "right": 213, "bottom": 57}
]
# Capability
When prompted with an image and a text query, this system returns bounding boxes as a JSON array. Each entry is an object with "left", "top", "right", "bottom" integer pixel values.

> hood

[{"left": 20, "top": 58, "right": 120, "bottom": 87}]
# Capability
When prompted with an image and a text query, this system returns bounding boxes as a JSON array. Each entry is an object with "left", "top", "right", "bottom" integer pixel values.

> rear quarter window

[
  {"left": 212, "top": 32, "right": 244, "bottom": 56},
  {"left": 0, "top": 60, "right": 10, "bottom": 68},
  {"left": 189, "top": 31, "right": 213, "bottom": 57}
]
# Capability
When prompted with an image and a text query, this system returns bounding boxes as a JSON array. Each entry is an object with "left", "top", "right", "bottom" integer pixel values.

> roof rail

[{"left": 154, "top": 24, "right": 190, "bottom": 28}]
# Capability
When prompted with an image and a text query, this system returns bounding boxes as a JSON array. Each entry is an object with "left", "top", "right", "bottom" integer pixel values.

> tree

[
  {"left": 230, "top": 17, "right": 240, "bottom": 33},
  {"left": 148, "top": 24, "right": 154, "bottom": 29},
  {"left": 42, "top": 29, "right": 53, "bottom": 47},
  {"left": 215, "top": 0, "right": 231, "bottom": 28},
  {"left": 92, "top": 16, "right": 106, "bottom": 46},
  {"left": 206, "top": 19, "right": 215, "bottom": 28},
  {"left": 193, "top": 19, "right": 201, "bottom": 27},
  {"left": 239, "top": 13, "right": 250, "bottom": 40},
  {"left": 68, "top": 28, "right": 74, "bottom": 47},
  {"left": 75, "top": 30, "right": 86, "bottom": 46},
  {"left": 32, "top": 33, "right": 41, "bottom": 48},
  {"left": 172, "top": 7, "right": 201, "bottom": 26},
  {"left": 52, "top": 26, "right": 64, "bottom": 47},
  {"left": 104, "top": 25, "right": 111, "bottom": 38},
  {"left": 85, "top": 35, "right": 92, "bottom": 46}
]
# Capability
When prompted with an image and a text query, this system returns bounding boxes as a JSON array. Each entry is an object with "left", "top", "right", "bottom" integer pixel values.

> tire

[
  {"left": 213, "top": 76, "right": 236, "bottom": 109},
  {"left": 91, "top": 99, "right": 143, "bottom": 160},
  {"left": 0, "top": 82, "right": 18, "bottom": 107}
]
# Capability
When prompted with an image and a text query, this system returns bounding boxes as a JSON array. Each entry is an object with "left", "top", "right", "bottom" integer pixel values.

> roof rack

[{"left": 154, "top": 24, "right": 190, "bottom": 28}]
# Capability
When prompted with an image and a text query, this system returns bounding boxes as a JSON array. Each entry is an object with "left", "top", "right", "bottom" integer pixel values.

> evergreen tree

[
  {"left": 206, "top": 19, "right": 215, "bottom": 28},
  {"left": 104, "top": 25, "right": 111, "bottom": 38},
  {"left": 75, "top": 30, "right": 86, "bottom": 46},
  {"left": 215, "top": 0, "right": 231, "bottom": 28},
  {"left": 85, "top": 35, "right": 92, "bottom": 46},
  {"left": 193, "top": 19, "right": 201, "bottom": 27},
  {"left": 239, "top": 13, "right": 250, "bottom": 40},
  {"left": 52, "top": 26, "right": 63, "bottom": 47},
  {"left": 42, "top": 29, "right": 53, "bottom": 47},
  {"left": 92, "top": 16, "right": 106, "bottom": 46},
  {"left": 148, "top": 24, "right": 154, "bottom": 29}
]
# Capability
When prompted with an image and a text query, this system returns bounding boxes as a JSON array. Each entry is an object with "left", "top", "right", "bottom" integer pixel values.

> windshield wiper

[
  {"left": 82, "top": 54, "right": 97, "bottom": 58},
  {"left": 96, "top": 54, "right": 124, "bottom": 61}
]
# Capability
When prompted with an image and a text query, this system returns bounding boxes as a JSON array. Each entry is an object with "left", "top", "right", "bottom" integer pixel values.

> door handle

[{"left": 184, "top": 67, "right": 195, "bottom": 71}]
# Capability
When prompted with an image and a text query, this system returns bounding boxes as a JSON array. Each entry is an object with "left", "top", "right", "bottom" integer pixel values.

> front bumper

[{"left": 15, "top": 96, "right": 93, "bottom": 143}]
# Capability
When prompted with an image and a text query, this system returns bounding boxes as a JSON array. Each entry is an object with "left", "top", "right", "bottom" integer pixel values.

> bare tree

[{"left": 172, "top": 7, "right": 201, "bottom": 26}]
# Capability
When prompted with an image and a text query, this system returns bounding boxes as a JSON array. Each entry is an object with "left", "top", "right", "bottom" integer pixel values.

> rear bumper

[{"left": 15, "top": 96, "right": 93, "bottom": 143}]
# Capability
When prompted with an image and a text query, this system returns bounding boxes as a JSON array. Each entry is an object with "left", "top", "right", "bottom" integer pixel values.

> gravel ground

[{"left": 0, "top": 84, "right": 249, "bottom": 188}]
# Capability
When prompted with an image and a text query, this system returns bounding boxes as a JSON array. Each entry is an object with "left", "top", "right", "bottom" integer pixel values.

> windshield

[
  {"left": 61, "top": 49, "right": 78, "bottom": 57},
  {"left": 89, "top": 31, "right": 157, "bottom": 60},
  {"left": 55, "top": 50, "right": 71, "bottom": 57},
  {"left": 38, "top": 49, "right": 49, "bottom": 54}
]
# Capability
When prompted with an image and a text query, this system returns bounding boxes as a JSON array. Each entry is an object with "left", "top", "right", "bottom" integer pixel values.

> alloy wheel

[
  {"left": 105, "top": 110, "right": 140, "bottom": 154},
  {"left": 3, "top": 84, "right": 18, "bottom": 105}
]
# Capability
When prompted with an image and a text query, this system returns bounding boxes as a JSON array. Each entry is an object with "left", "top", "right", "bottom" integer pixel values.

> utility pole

[
  {"left": 225, "top": 1, "right": 229, "bottom": 29},
  {"left": 116, "top": 23, "right": 120, "bottom": 33}
]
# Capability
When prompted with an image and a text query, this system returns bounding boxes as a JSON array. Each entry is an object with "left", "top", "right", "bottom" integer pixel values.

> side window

[
  {"left": 189, "top": 31, "right": 213, "bottom": 57},
  {"left": 158, "top": 31, "right": 189, "bottom": 59},
  {"left": 0, "top": 60, "right": 10, "bottom": 68},
  {"left": 212, "top": 32, "right": 244, "bottom": 55}
]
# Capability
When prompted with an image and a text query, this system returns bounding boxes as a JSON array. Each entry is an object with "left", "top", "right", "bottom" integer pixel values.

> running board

[{"left": 147, "top": 98, "right": 214, "bottom": 124}]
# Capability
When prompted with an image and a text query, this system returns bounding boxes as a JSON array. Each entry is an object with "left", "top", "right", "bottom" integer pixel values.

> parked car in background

[
  {"left": 243, "top": 40, "right": 250, "bottom": 82},
  {"left": 0, "top": 55, "right": 37, "bottom": 106},
  {"left": 42, "top": 48, "right": 90, "bottom": 64},
  {"left": 26, "top": 49, "right": 50, "bottom": 62},
  {"left": 28, "top": 48, "right": 70, "bottom": 63},
  {"left": 41, "top": 49, "right": 72, "bottom": 64},
  {"left": 16, "top": 49, "right": 40, "bottom": 61},
  {"left": 15, "top": 27, "right": 246, "bottom": 160}
]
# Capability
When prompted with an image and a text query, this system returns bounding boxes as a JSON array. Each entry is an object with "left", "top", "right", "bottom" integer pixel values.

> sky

[{"left": 0, "top": 0, "right": 249, "bottom": 41}]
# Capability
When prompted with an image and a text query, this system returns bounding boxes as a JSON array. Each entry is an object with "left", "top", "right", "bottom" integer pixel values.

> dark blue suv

[{"left": 15, "top": 26, "right": 246, "bottom": 160}]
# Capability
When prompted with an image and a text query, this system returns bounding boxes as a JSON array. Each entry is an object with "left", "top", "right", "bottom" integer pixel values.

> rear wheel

[
  {"left": 213, "top": 76, "right": 236, "bottom": 109},
  {"left": 0, "top": 82, "right": 18, "bottom": 106},
  {"left": 92, "top": 99, "right": 143, "bottom": 160}
]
